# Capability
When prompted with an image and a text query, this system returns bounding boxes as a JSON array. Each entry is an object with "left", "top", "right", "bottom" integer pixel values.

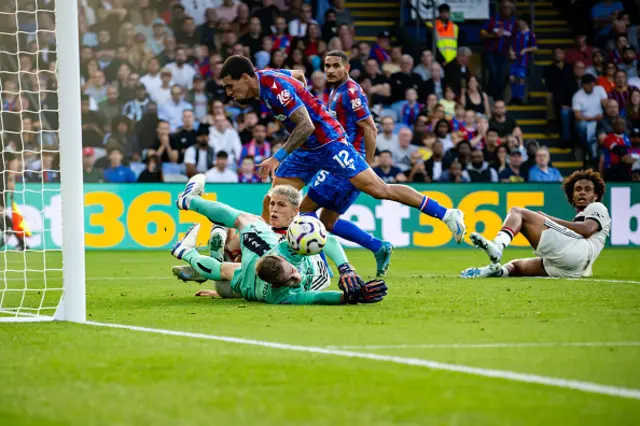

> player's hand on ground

[
  {"left": 259, "top": 157, "right": 280, "bottom": 181},
  {"left": 358, "top": 279, "right": 388, "bottom": 303},
  {"left": 194, "top": 289, "right": 220, "bottom": 298},
  {"left": 338, "top": 264, "right": 364, "bottom": 303}
]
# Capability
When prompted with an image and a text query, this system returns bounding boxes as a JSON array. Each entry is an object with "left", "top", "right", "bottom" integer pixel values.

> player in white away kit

[{"left": 461, "top": 170, "right": 610, "bottom": 278}]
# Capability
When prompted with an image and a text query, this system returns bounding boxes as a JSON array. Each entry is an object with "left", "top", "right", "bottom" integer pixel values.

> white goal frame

[{"left": 0, "top": 0, "right": 86, "bottom": 323}]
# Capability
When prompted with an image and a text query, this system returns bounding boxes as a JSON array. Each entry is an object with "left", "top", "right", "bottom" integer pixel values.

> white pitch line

[
  {"left": 85, "top": 321, "right": 640, "bottom": 401},
  {"left": 417, "top": 273, "right": 640, "bottom": 286},
  {"left": 328, "top": 342, "right": 640, "bottom": 350}
]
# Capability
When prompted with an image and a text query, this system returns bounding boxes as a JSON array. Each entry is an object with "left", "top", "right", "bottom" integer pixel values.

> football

[{"left": 286, "top": 215, "right": 328, "bottom": 255}]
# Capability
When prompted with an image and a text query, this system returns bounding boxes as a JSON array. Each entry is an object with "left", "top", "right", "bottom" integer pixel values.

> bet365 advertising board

[{"left": 12, "top": 183, "right": 640, "bottom": 250}]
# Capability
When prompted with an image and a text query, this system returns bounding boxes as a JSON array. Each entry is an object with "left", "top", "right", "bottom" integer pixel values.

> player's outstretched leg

[
  {"left": 177, "top": 174, "right": 244, "bottom": 228},
  {"left": 171, "top": 224, "right": 231, "bottom": 282},
  {"left": 470, "top": 207, "right": 546, "bottom": 264},
  {"left": 461, "top": 263, "right": 502, "bottom": 278},
  {"left": 172, "top": 224, "right": 227, "bottom": 283},
  {"left": 350, "top": 170, "right": 466, "bottom": 243}
]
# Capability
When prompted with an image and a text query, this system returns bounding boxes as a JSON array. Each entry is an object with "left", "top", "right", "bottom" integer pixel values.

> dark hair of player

[
  {"left": 326, "top": 50, "right": 349, "bottom": 64},
  {"left": 220, "top": 55, "right": 256, "bottom": 80},
  {"left": 562, "top": 169, "right": 606, "bottom": 205},
  {"left": 256, "top": 255, "right": 287, "bottom": 286}
]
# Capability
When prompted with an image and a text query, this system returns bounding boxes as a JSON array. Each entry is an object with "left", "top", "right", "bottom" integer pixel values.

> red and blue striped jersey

[
  {"left": 512, "top": 30, "right": 537, "bottom": 68},
  {"left": 482, "top": 14, "right": 516, "bottom": 55},
  {"left": 256, "top": 69, "right": 346, "bottom": 150},
  {"left": 327, "top": 78, "right": 371, "bottom": 156}
]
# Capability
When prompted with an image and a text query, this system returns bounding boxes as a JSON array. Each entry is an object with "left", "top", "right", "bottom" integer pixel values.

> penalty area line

[{"left": 85, "top": 320, "right": 640, "bottom": 401}]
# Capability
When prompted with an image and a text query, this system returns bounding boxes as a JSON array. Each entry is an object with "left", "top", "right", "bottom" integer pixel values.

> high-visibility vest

[{"left": 429, "top": 19, "right": 458, "bottom": 64}]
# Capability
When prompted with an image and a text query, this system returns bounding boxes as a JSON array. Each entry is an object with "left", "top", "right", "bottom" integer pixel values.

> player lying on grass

[
  {"left": 220, "top": 55, "right": 466, "bottom": 257},
  {"left": 461, "top": 170, "right": 610, "bottom": 278},
  {"left": 171, "top": 174, "right": 387, "bottom": 305},
  {"left": 172, "top": 184, "right": 336, "bottom": 296}
]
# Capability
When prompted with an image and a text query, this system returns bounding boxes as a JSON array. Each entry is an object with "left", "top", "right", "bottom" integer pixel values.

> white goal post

[{"left": 0, "top": 0, "right": 86, "bottom": 322}]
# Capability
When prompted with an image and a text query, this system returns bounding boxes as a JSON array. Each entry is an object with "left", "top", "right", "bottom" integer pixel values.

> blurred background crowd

[{"left": 1, "top": 0, "right": 640, "bottom": 184}]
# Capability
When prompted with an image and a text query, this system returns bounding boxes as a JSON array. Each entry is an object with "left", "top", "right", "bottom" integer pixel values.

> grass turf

[{"left": 1, "top": 248, "right": 640, "bottom": 425}]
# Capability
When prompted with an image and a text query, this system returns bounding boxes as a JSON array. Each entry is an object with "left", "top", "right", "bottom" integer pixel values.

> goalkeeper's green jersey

[{"left": 229, "top": 221, "right": 340, "bottom": 305}]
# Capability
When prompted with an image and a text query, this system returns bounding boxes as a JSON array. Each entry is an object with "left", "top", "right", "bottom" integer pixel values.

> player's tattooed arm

[
  {"left": 283, "top": 107, "right": 315, "bottom": 154},
  {"left": 357, "top": 116, "right": 378, "bottom": 165}
]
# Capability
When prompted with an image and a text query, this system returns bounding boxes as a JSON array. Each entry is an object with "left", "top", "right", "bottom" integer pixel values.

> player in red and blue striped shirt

[
  {"left": 509, "top": 15, "right": 538, "bottom": 104},
  {"left": 480, "top": 2, "right": 517, "bottom": 100},
  {"left": 220, "top": 55, "right": 467, "bottom": 249}
]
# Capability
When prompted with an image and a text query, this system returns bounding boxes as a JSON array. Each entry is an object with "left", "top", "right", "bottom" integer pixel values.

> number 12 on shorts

[{"left": 333, "top": 150, "right": 356, "bottom": 170}]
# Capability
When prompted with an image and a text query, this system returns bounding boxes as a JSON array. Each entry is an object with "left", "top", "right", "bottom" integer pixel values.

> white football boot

[
  {"left": 177, "top": 174, "right": 205, "bottom": 210},
  {"left": 172, "top": 265, "right": 207, "bottom": 284},
  {"left": 470, "top": 232, "right": 503, "bottom": 264},
  {"left": 460, "top": 263, "right": 502, "bottom": 279},
  {"left": 171, "top": 223, "right": 200, "bottom": 260},
  {"left": 443, "top": 209, "right": 466, "bottom": 243}
]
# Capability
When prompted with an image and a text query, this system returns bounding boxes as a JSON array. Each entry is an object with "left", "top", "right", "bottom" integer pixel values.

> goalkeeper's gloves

[
  {"left": 358, "top": 279, "right": 388, "bottom": 304},
  {"left": 338, "top": 263, "right": 364, "bottom": 304}
]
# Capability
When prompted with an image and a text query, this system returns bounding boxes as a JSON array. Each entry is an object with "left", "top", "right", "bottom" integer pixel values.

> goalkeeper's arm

[{"left": 282, "top": 290, "right": 345, "bottom": 305}]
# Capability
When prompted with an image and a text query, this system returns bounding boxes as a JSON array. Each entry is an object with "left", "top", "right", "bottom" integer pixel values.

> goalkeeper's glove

[
  {"left": 358, "top": 279, "right": 388, "bottom": 304},
  {"left": 338, "top": 263, "right": 364, "bottom": 304}
]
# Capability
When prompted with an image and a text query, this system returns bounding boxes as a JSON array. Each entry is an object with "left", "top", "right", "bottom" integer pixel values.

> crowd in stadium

[{"left": 0, "top": 0, "right": 639, "bottom": 184}]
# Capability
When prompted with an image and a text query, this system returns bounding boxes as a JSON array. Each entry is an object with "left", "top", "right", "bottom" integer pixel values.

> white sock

[
  {"left": 498, "top": 266, "right": 510, "bottom": 277},
  {"left": 493, "top": 230, "right": 514, "bottom": 250}
]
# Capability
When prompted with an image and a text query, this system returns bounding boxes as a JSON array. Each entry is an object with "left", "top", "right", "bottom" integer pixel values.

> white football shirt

[{"left": 573, "top": 202, "right": 611, "bottom": 274}]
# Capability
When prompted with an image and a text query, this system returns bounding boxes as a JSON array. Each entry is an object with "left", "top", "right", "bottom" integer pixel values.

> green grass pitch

[{"left": 1, "top": 248, "right": 640, "bottom": 425}]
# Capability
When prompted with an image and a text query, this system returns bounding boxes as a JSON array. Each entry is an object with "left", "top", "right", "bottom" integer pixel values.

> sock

[
  {"left": 183, "top": 249, "right": 223, "bottom": 281},
  {"left": 419, "top": 196, "right": 447, "bottom": 220},
  {"left": 323, "top": 235, "right": 349, "bottom": 266},
  {"left": 494, "top": 227, "right": 515, "bottom": 250},
  {"left": 332, "top": 218, "right": 383, "bottom": 253},
  {"left": 499, "top": 266, "right": 510, "bottom": 277},
  {"left": 190, "top": 197, "right": 242, "bottom": 228}
]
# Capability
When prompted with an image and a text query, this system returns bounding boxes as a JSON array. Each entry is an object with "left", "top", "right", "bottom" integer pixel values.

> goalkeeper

[{"left": 171, "top": 174, "right": 387, "bottom": 305}]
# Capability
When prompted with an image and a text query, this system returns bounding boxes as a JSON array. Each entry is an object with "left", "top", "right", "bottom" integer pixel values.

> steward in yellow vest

[{"left": 427, "top": 4, "right": 459, "bottom": 65}]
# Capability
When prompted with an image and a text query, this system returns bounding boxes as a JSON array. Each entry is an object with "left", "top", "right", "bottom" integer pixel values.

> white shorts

[{"left": 535, "top": 219, "right": 592, "bottom": 278}]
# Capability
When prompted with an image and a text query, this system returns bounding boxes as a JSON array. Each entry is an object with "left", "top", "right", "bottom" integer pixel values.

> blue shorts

[
  {"left": 275, "top": 141, "right": 369, "bottom": 184},
  {"left": 509, "top": 63, "right": 528, "bottom": 79},
  {"left": 307, "top": 171, "right": 360, "bottom": 214}
]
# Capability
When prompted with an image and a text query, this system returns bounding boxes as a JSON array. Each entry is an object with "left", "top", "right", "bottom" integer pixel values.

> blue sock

[
  {"left": 420, "top": 196, "right": 447, "bottom": 220},
  {"left": 332, "top": 219, "right": 383, "bottom": 253}
]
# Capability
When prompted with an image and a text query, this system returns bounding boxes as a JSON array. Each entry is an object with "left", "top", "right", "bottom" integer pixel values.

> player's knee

[{"left": 509, "top": 206, "right": 524, "bottom": 216}]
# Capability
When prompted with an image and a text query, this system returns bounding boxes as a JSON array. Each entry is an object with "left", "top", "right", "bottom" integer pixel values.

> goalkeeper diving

[{"left": 171, "top": 174, "right": 387, "bottom": 305}]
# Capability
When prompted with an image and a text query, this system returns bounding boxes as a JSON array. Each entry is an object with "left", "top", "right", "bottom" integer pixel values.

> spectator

[
  {"left": 28, "top": 151, "right": 59, "bottom": 183},
  {"left": 373, "top": 150, "right": 406, "bottom": 183},
  {"left": 185, "top": 124, "right": 215, "bottom": 177},
  {"left": 389, "top": 127, "right": 418, "bottom": 171},
  {"left": 253, "top": 0, "right": 280, "bottom": 36},
  {"left": 362, "top": 58, "right": 391, "bottom": 106},
  {"left": 149, "top": 120, "right": 179, "bottom": 163},
  {"left": 205, "top": 61, "right": 227, "bottom": 101},
  {"left": 483, "top": 127, "right": 501, "bottom": 164},
  {"left": 423, "top": 93, "right": 439, "bottom": 118},
  {"left": 205, "top": 151, "right": 238, "bottom": 183},
  {"left": 159, "top": 36, "right": 178, "bottom": 67},
  {"left": 466, "top": 149, "right": 499, "bottom": 182},
  {"left": 543, "top": 48, "right": 571, "bottom": 137},
  {"left": 601, "top": 116, "right": 635, "bottom": 181},
  {"left": 123, "top": 83, "right": 151, "bottom": 123},
  {"left": 269, "top": 49, "right": 287, "bottom": 69},
  {"left": 84, "top": 69, "right": 108, "bottom": 103},
  {"left": 166, "top": 47, "right": 197, "bottom": 90},
  {"left": 424, "top": 140, "right": 445, "bottom": 181},
  {"left": 444, "top": 47, "right": 472, "bottom": 95},
  {"left": 499, "top": 150, "right": 525, "bottom": 182},
  {"left": 399, "top": 88, "right": 422, "bottom": 128},
  {"left": 172, "top": 110, "right": 198, "bottom": 163},
  {"left": 489, "top": 100, "right": 523, "bottom": 143},
  {"left": 158, "top": 85, "right": 193, "bottom": 132},
  {"left": 412, "top": 115, "right": 430, "bottom": 146},
  {"left": 628, "top": 89, "right": 640, "bottom": 131},
  {"left": 414, "top": 49, "right": 435, "bottom": 82},
  {"left": 434, "top": 118, "right": 455, "bottom": 152},
  {"left": 98, "top": 85, "right": 122, "bottom": 131},
  {"left": 254, "top": 36, "right": 274, "bottom": 69},
  {"left": 321, "top": 8, "right": 338, "bottom": 43},
  {"left": 209, "top": 114, "right": 242, "bottom": 169},
  {"left": 597, "top": 62, "right": 618, "bottom": 93},
  {"left": 238, "top": 156, "right": 262, "bottom": 183},
  {"left": 133, "top": 7, "right": 157, "bottom": 41},
  {"left": 139, "top": 57, "right": 162, "bottom": 96},
  {"left": 148, "top": 67, "right": 173, "bottom": 104},
  {"left": 271, "top": 16, "right": 293, "bottom": 54},
  {"left": 217, "top": 0, "right": 240, "bottom": 23},
  {"left": 370, "top": 31, "right": 391, "bottom": 64},
  {"left": 105, "top": 115, "right": 139, "bottom": 162},
  {"left": 508, "top": 14, "right": 537, "bottom": 105},
  {"left": 240, "top": 17, "right": 263, "bottom": 60},
  {"left": 609, "top": 69, "right": 631, "bottom": 113},
  {"left": 424, "top": 62, "right": 444, "bottom": 99},
  {"left": 333, "top": 0, "right": 354, "bottom": 28},
  {"left": 528, "top": 146, "right": 563, "bottom": 182},
  {"left": 591, "top": 0, "right": 624, "bottom": 48},
  {"left": 404, "top": 151, "right": 429, "bottom": 182},
  {"left": 480, "top": 0, "right": 516, "bottom": 100},
  {"left": 240, "top": 124, "right": 271, "bottom": 166},
  {"left": 461, "top": 75, "right": 491, "bottom": 118},
  {"left": 520, "top": 140, "right": 539, "bottom": 181},
  {"left": 439, "top": 86, "right": 457, "bottom": 118},
  {"left": 104, "top": 148, "right": 136, "bottom": 183},
  {"left": 566, "top": 34, "right": 594, "bottom": 66},
  {"left": 176, "top": 17, "right": 200, "bottom": 51},
  {"left": 439, "top": 158, "right": 470, "bottom": 182},
  {"left": 199, "top": 9, "right": 218, "bottom": 52},
  {"left": 622, "top": 48, "right": 640, "bottom": 80},
  {"left": 492, "top": 144, "right": 509, "bottom": 174},
  {"left": 187, "top": 75, "right": 211, "bottom": 122},
  {"left": 609, "top": 34, "right": 628, "bottom": 64},
  {"left": 443, "top": 139, "right": 472, "bottom": 169},
  {"left": 390, "top": 55, "right": 425, "bottom": 103},
  {"left": 573, "top": 74, "right": 607, "bottom": 161},
  {"left": 585, "top": 48, "right": 606, "bottom": 77},
  {"left": 289, "top": 3, "right": 317, "bottom": 38},
  {"left": 137, "top": 154, "right": 163, "bottom": 182},
  {"left": 376, "top": 116, "right": 398, "bottom": 153},
  {"left": 451, "top": 103, "right": 466, "bottom": 131},
  {"left": 147, "top": 19, "right": 170, "bottom": 56},
  {"left": 309, "top": 71, "right": 329, "bottom": 104},
  {"left": 81, "top": 95, "right": 105, "bottom": 148},
  {"left": 230, "top": 3, "right": 250, "bottom": 38},
  {"left": 82, "top": 147, "right": 104, "bottom": 183}
]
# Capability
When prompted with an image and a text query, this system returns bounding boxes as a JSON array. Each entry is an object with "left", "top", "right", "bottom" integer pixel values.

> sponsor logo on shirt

[
  {"left": 277, "top": 89, "right": 292, "bottom": 105},
  {"left": 350, "top": 98, "right": 362, "bottom": 110}
]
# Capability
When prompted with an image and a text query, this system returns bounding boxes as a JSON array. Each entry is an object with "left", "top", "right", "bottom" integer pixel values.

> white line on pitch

[
  {"left": 327, "top": 342, "right": 640, "bottom": 350},
  {"left": 85, "top": 321, "right": 640, "bottom": 401},
  {"left": 417, "top": 273, "right": 640, "bottom": 285}
]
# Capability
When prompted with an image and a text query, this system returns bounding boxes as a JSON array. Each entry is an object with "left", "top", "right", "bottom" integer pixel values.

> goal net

[{"left": 0, "top": 0, "right": 85, "bottom": 322}]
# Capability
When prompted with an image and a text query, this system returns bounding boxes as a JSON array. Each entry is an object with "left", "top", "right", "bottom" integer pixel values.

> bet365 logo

[{"left": 611, "top": 187, "right": 640, "bottom": 245}]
